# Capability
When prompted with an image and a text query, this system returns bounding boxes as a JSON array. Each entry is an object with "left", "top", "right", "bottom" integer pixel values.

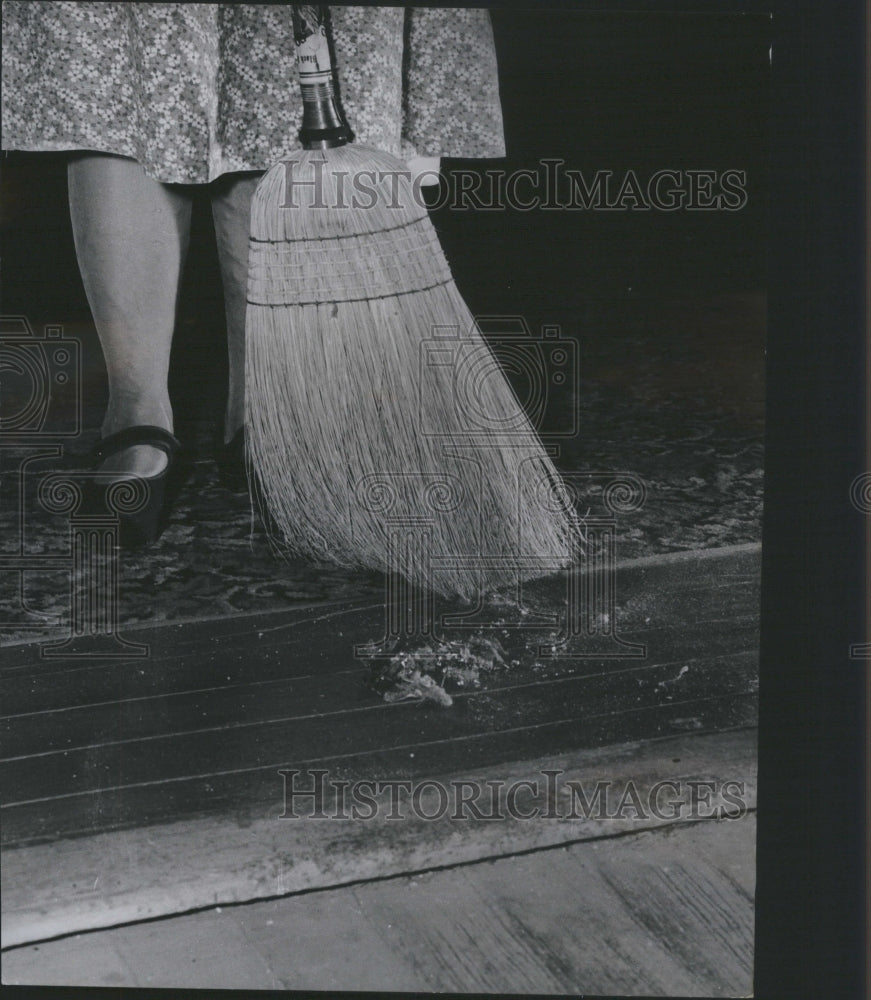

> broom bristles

[{"left": 246, "top": 145, "right": 582, "bottom": 599}]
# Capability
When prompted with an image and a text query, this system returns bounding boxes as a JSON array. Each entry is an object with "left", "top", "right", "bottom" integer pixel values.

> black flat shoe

[
  {"left": 90, "top": 426, "right": 186, "bottom": 547},
  {"left": 215, "top": 428, "right": 248, "bottom": 493}
]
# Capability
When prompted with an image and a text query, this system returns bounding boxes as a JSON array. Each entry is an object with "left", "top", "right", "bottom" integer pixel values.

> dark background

[{"left": 0, "top": 8, "right": 771, "bottom": 436}]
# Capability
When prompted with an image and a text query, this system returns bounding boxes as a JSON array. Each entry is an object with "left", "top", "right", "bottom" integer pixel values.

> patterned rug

[{"left": 1, "top": 292, "right": 764, "bottom": 645}]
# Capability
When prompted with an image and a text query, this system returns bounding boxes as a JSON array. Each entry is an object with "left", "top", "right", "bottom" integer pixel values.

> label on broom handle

[
  {"left": 292, "top": 5, "right": 352, "bottom": 148},
  {"left": 293, "top": 5, "right": 333, "bottom": 85}
]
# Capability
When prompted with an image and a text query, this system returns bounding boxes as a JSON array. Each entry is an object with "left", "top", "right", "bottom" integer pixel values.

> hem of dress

[
  {"left": 1, "top": 138, "right": 508, "bottom": 184},
  {"left": 0, "top": 139, "right": 278, "bottom": 184}
]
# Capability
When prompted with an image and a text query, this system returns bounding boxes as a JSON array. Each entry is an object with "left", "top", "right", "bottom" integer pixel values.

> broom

[{"left": 245, "top": 5, "right": 581, "bottom": 599}]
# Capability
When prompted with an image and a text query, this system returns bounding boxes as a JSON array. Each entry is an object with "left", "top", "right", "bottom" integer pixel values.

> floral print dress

[{"left": 1, "top": 2, "right": 505, "bottom": 184}]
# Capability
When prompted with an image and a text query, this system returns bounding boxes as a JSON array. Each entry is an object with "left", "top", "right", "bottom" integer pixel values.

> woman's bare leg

[
  {"left": 210, "top": 172, "right": 261, "bottom": 444},
  {"left": 68, "top": 153, "right": 192, "bottom": 477}
]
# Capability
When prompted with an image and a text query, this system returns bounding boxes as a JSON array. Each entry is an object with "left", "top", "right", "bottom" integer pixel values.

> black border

[
  {"left": 755, "top": 1, "right": 866, "bottom": 999},
  {"left": 0, "top": 2, "right": 866, "bottom": 999}
]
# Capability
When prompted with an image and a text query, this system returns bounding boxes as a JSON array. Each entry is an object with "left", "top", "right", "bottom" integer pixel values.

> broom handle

[{"left": 292, "top": 5, "right": 352, "bottom": 149}]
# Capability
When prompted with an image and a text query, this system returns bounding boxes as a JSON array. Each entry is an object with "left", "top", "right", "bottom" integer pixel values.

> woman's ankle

[
  {"left": 102, "top": 398, "right": 173, "bottom": 438},
  {"left": 97, "top": 401, "right": 174, "bottom": 479}
]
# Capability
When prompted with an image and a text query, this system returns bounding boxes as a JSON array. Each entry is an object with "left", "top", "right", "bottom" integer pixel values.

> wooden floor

[
  {"left": 1, "top": 544, "right": 759, "bottom": 967},
  {"left": 1, "top": 812, "right": 756, "bottom": 995},
  {"left": 1, "top": 545, "right": 759, "bottom": 848}
]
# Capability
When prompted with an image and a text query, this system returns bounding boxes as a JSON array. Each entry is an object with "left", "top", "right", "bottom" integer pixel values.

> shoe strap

[{"left": 93, "top": 425, "right": 180, "bottom": 464}]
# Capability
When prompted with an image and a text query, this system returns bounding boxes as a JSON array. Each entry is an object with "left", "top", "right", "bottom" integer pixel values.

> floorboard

[
  {"left": 1, "top": 812, "right": 757, "bottom": 996},
  {"left": 1, "top": 545, "right": 759, "bottom": 847}
]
